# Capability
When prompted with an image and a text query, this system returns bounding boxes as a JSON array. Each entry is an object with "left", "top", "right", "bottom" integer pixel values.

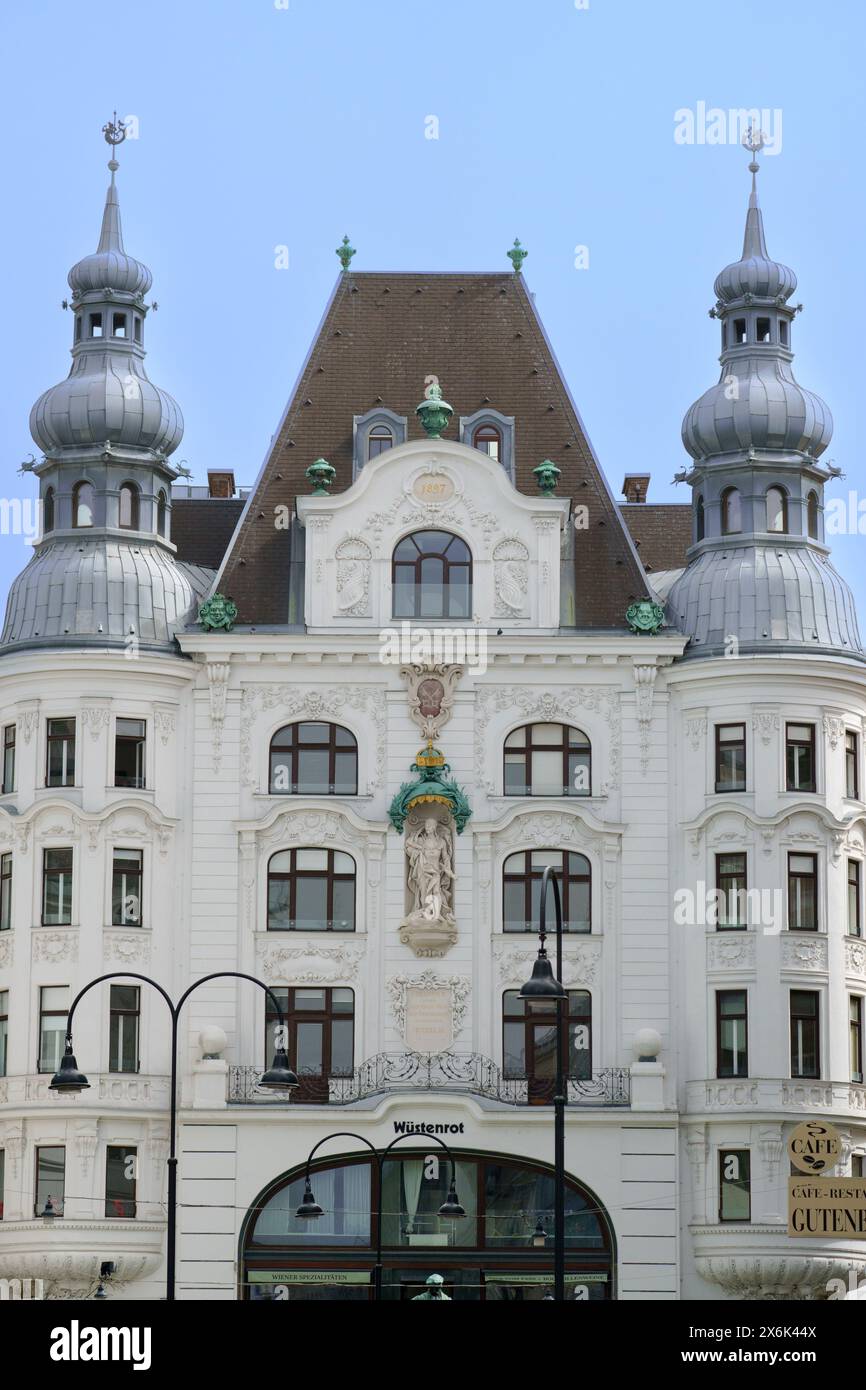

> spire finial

[
  {"left": 741, "top": 124, "right": 765, "bottom": 197},
  {"left": 336, "top": 235, "right": 356, "bottom": 272},
  {"left": 102, "top": 111, "right": 127, "bottom": 181},
  {"left": 507, "top": 238, "right": 528, "bottom": 273}
]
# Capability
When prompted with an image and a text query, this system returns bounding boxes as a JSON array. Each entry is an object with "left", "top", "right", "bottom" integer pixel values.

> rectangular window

[
  {"left": 114, "top": 718, "right": 146, "bottom": 789},
  {"left": 46, "top": 718, "right": 76, "bottom": 787},
  {"left": 133, "top": 316, "right": 142, "bottom": 344},
  {"left": 853, "top": 1154, "right": 864, "bottom": 1178},
  {"left": 109, "top": 985, "right": 140, "bottom": 1074},
  {"left": 847, "top": 731, "right": 860, "bottom": 799},
  {"left": 105, "top": 1146, "right": 137, "bottom": 1218},
  {"left": 112, "top": 312, "right": 127, "bottom": 338},
  {"left": 779, "top": 320, "right": 789, "bottom": 346},
  {"left": 851, "top": 996, "right": 863, "bottom": 1084},
  {"left": 42, "top": 848, "right": 72, "bottom": 925},
  {"left": 717, "top": 990, "right": 748, "bottom": 1078},
  {"left": 0, "top": 853, "right": 10, "bottom": 931},
  {"left": 35, "top": 1145, "right": 65, "bottom": 1218},
  {"left": 112, "top": 848, "right": 142, "bottom": 926},
  {"left": 715, "top": 724, "right": 746, "bottom": 792},
  {"left": 716, "top": 852, "right": 747, "bottom": 929},
  {"left": 788, "top": 853, "right": 818, "bottom": 931},
  {"left": 733, "top": 318, "right": 747, "bottom": 344},
  {"left": 849, "top": 860, "right": 862, "bottom": 938},
  {"left": 38, "top": 986, "right": 68, "bottom": 1074},
  {"left": 2, "top": 724, "right": 15, "bottom": 794},
  {"left": 786, "top": 723, "right": 816, "bottom": 792},
  {"left": 719, "top": 1150, "right": 751, "bottom": 1222},
  {"left": 0, "top": 991, "right": 7, "bottom": 1078},
  {"left": 790, "top": 990, "right": 820, "bottom": 1078},
  {"left": 88, "top": 313, "right": 103, "bottom": 339},
  {"left": 265, "top": 987, "right": 354, "bottom": 1103},
  {"left": 756, "top": 317, "right": 771, "bottom": 343}
]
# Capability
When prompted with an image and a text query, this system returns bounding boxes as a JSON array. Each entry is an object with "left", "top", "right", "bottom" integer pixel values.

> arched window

[
  {"left": 267, "top": 848, "right": 355, "bottom": 931},
  {"left": 43, "top": 487, "right": 55, "bottom": 533},
  {"left": 504, "top": 724, "right": 591, "bottom": 797},
  {"left": 118, "top": 483, "right": 139, "bottom": 530},
  {"left": 766, "top": 486, "right": 787, "bottom": 533},
  {"left": 503, "top": 849, "right": 590, "bottom": 933},
  {"left": 696, "top": 495, "right": 705, "bottom": 542},
  {"left": 473, "top": 424, "right": 501, "bottom": 461},
  {"left": 156, "top": 489, "right": 167, "bottom": 538},
  {"left": 367, "top": 424, "right": 394, "bottom": 460},
  {"left": 807, "top": 491, "right": 819, "bottom": 540},
  {"left": 720, "top": 487, "right": 742, "bottom": 535},
  {"left": 392, "top": 530, "right": 472, "bottom": 619},
  {"left": 269, "top": 722, "right": 358, "bottom": 795},
  {"left": 72, "top": 481, "right": 94, "bottom": 528},
  {"left": 504, "top": 989, "right": 592, "bottom": 1097}
]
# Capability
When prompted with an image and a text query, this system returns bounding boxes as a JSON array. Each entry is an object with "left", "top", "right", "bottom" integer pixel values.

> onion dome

[
  {"left": 67, "top": 178, "right": 152, "bottom": 297},
  {"left": 30, "top": 356, "right": 183, "bottom": 455},
  {"left": 713, "top": 184, "right": 797, "bottom": 306},
  {"left": 681, "top": 358, "right": 833, "bottom": 462}
]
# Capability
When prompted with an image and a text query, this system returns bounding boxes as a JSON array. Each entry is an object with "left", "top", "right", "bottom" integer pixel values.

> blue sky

[{"left": 1, "top": 0, "right": 863, "bottom": 614}]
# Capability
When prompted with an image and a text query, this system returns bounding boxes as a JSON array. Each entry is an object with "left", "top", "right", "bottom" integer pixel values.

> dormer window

[
  {"left": 119, "top": 483, "right": 139, "bottom": 531},
  {"left": 112, "top": 313, "right": 127, "bottom": 339},
  {"left": 766, "top": 486, "right": 787, "bottom": 533},
  {"left": 89, "top": 313, "right": 103, "bottom": 339},
  {"left": 43, "top": 487, "right": 55, "bottom": 534},
  {"left": 733, "top": 319, "right": 747, "bottom": 344},
  {"left": 459, "top": 408, "right": 515, "bottom": 481},
  {"left": 756, "top": 317, "right": 771, "bottom": 343},
  {"left": 807, "top": 491, "right": 819, "bottom": 540},
  {"left": 473, "top": 424, "right": 501, "bottom": 461},
  {"left": 367, "top": 424, "right": 394, "bottom": 460},
  {"left": 73, "top": 481, "right": 94, "bottom": 528},
  {"left": 721, "top": 487, "right": 742, "bottom": 535},
  {"left": 352, "top": 408, "right": 407, "bottom": 479}
]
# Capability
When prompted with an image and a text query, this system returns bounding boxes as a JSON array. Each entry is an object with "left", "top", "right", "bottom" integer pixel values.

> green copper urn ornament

[
  {"left": 306, "top": 457, "right": 337, "bottom": 496},
  {"left": 336, "top": 235, "right": 356, "bottom": 271},
  {"left": 626, "top": 599, "right": 665, "bottom": 635},
  {"left": 533, "top": 459, "right": 561, "bottom": 496},
  {"left": 415, "top": 380, "right": 453, "bottom": 439},
  {"left": 198, "top": 593, "right": 238, "bottom": 632},
  {"left": 507, "top": 238, "right": 528, "bottom": 273}
]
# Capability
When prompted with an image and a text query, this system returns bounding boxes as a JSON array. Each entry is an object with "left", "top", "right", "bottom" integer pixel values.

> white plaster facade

[{"left": 0, "top": 438, "right": 864, "bottom": 1300}]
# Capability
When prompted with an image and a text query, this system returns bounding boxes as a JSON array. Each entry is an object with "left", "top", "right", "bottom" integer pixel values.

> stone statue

[
  {"left": 411, "top": 1273, "right": 451, "bottom": 1301},
  {"left": 405, "top": 817, "right": 455, "bottom": 922}
]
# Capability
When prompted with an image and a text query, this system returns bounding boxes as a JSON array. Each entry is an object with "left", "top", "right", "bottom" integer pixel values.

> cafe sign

[
  {"left": 788, "top": 1120, "right": 841, "bottom": 1175},
  {"left": 787, "top": 1120, "right": 866, "bottom": 1238}
]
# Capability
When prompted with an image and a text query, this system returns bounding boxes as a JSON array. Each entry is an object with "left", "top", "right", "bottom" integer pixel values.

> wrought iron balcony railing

[{"left": 227, "top": 1052, "right": 630, "bottom": 1107}]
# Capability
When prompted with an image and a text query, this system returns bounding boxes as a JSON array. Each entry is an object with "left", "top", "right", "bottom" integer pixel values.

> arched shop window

[{"left": 241, "top": 1153, "right": 613, "bottom": 1301}]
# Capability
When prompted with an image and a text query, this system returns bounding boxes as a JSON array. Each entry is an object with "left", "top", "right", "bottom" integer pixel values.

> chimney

[
  {"left": 207, "top": 470, "right": 236, "bottom": 499},
  {"left": 622, "top": 473, "right": 650, "bottom": 505}
]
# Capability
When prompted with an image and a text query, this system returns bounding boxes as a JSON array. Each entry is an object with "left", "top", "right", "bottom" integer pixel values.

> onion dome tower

[
  {"left": 666, "top": 130, "right": 862, "bottom": 659},
  {"left": 0, "top": 117, "right": 210, "bottom": 654}
]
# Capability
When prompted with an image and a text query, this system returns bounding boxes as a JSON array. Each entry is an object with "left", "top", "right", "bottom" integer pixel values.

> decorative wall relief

[
  {"left": 32, "top": 931, "right": 79, "bottom": 964},
  {"left": 386, "top": 968, "right": 470, "bottom": 1043},
  {"left": 335, "top": 536, "right": 372, "bottom": 616},
  {"left": 492, "top": 536, "right": 529, "bottom": 617},
  {"left": 0, "top": 934, "right": 12, "bottom": 969},
  {"left": 685, "top": 714, "right": 708, "bottom": 751},
  {"left": 81, "top": 706, "right": 111, "bottom": 740},
  {"left": 240, "top": 684, "right": 387, "bottom": 790},
  {"left": 751, "top": 709, "right": 780, "bottom": 746},
  {"left": 494, "top": 940, "right": 600, "bottom": 987},
  {"left": 258, "top": 941, "right": 365, "bottom": 984},
  {"left": 400, "top": 663, "right": 462, "bottom": 741},
  {"left": 781, "top": 935, "right": 828, "bottom": 972},
  {"left": 845, "top": 938, "right": 866, "bottom": 977},
  {"left": 206, "top": 661, "right": 232, "bottom": 773},
  {"left": 706, "top": 934, "right": 756, "bottom": 971},
  {"left": 103, "top": 931, "right": 152, "bottom": 966},
  {"left": 399, "top": 808, "right": 458, "bottom": 957},
  {"left": 633, "top": 663, "right": 658, "bottom": 775}
]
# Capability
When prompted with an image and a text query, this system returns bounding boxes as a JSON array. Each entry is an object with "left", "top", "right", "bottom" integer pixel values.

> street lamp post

[
  {"left": 49, "top": 969, "right": 299, "bottom": 1300},
  {"left": 296, "top": 1130, "right": 466, "bottom": 1301},
  {"left": 519, "top": 863, "right": 567, "bottom": 1303}
]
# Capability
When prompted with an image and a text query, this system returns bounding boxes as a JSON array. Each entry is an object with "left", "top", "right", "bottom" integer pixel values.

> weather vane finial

[
  {"left": 102, "top": 110, "right": 127, "bottom": 179},
  {"left": 741, "top": 123, "right": 766, "bottom": 193}
]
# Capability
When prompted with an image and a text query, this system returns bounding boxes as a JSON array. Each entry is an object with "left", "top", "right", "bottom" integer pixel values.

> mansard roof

[{"left": 214, "top": 270, "right": 653, "bottom": 628}]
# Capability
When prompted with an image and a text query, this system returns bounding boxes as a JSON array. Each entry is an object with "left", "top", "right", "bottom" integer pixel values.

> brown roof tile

[
  {"left": 620, "top": 503, "right": 693, "bottom": 573},
  {"left": 171, "top": 498, "right": 244, "bottom": 570}
]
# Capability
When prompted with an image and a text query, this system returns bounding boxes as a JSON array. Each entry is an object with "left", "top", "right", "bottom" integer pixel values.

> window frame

[
  {"left": 718, "top": 1149, "right": 751, "bottom": 1223},
  {"left": 785, "top": 722, "right": 816, "bottom": 793},
  {"left": 846, "top": 730, "right": 860, "bottom": 800},
  {"left": 0, "top": 990, "right": 7, "bottom": 1078},
  {"left": 41, "top": 847, "right": 73, "bottom": 926},
  {"left": 109, "top": 985, "right": 140, "bottom": 1074},
  {"left": 765, "top": 486, "right": 788, "bottom": 533},
  {"left": 787, "top": 851, "right": 818, "bottom": 932},
  {"left": 714, "top": 723, "right": 746, "bottom": 793},
  {"left": 46, "top": 717, "right": 76, "bottom": 788},
  {"left": 35, "top": 1144, "right": 65, "bottom": 1218},
  {"left": 114, "top": 717, "right": 147, "bottom": 789},
  {"left": 851, "top": 996, "right": 863, "bottom": 1084},
  {"left": 112, "top": 847, "right": 143, "bottom": 927},
  {"left": 848, "top": 859, "right": 862, "bottom": 939},
  {"left": 502, "top": 989, "right": 593, "bottom": 1096},
  {"left": 502, "top": 849, "right": 591, "bottom": 935},
  {"left": 105, "top": 1145, "right": 137, "bottom": 1219},
  {"left": 266, "top": 847, "right": 356, "bottom": 933},
  {"left": 38, "top": 985, "right": 69, "bottom": 1075},
  {"left": 268, "top": 721, "right": 358, "bottom": 796},
  {"left": 265, "top": 986, "right": 355, "bottom": 1102},
  {"left": 720, "top": 487, "right": 742, "bottom": 535},
  {"left": 2, "top": 723, "right": 15, "bottom": 794},
  {"left": 716, "top": 989, "right": 748, "bottom": 1079},
  {"left": 391, "top": 530, "right": 472, "bottom": 621},
  {"left": 0, "top": 852, "right": 11, "bottom": 932},
  {"left": 118, "top": 482, "right": 140, "bottom": 531},
  {"left": 72, "top": 480, "right": 94, "bottom": 528},
  {"left": 790, "top": 989, "right": 820, "bottom": 1079},
  {"left": 503, "top": 723, "right": 591, "bottom": 798},
  {"left": 715, "top": 851, "right": 747, "bottom": 930}
]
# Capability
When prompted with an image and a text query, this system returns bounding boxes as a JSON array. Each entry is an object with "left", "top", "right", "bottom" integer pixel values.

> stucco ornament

[
  {"left": 626, "top": 599, "right": 665, "bottom": 634},
  {"left": 400, "top": 663, "right": 462, "bottom": 741},
  {"left": 388, "top": 743, "right": 472, "bottom": 836},
  {"left": 198, "top": 593, "right": 238, "bottom": 632},
  {"left": 335, "top": 537, "right": 372, "bottom": 616}
]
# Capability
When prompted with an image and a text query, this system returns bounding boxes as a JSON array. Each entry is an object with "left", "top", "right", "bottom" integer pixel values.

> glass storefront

[{"left": 242, "top": 1151, "right": 614, "bottom": 1300}]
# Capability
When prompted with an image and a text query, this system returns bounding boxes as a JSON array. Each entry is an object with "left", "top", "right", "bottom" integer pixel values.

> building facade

[{"left": 0, "top": 133, "right": 864, "bottom": 1301}]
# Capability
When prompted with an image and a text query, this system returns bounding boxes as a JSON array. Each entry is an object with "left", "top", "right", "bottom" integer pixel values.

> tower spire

[{"left": 741, "top": 124, "right": 768, "bottom": 259}]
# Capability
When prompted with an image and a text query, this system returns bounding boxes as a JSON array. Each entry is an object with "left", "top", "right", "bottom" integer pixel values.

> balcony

[{"left": 228, "top": 1051, "right": 630, "bottom": 1107}]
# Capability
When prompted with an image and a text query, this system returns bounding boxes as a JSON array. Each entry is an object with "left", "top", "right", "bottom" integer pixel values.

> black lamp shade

[
  {"left": 295, "top": 1178, "right": 324, "bottom": 1218},
  {"left": 519, "top": 951, "right": 566, "bottom": 1000},
  {"left": 41, "top": 1196, "right": 57, "bottom": 1223},
  {"left": 437, "top": 1178, "right": 466, "bottom": 1219},
  {"left": 49, "top": 1045, "right": 90, "bottom": 1093},
  {"left": 258, "top": 1046, "right": 299, "bottom": 1091}
]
